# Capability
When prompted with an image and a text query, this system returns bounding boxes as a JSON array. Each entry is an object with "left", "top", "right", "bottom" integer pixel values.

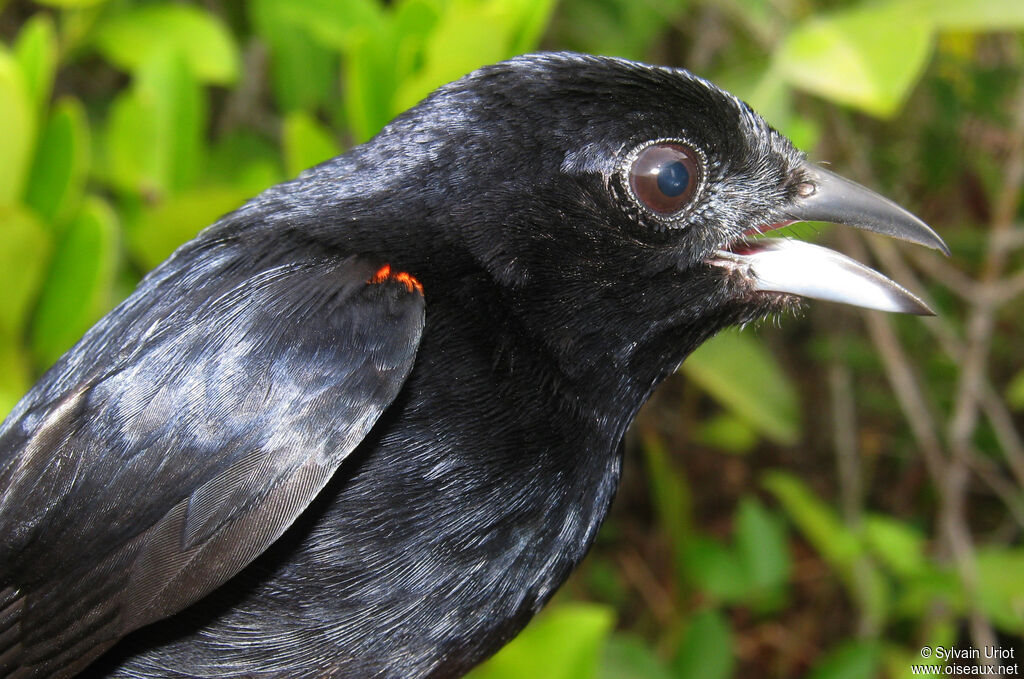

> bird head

[{"left": 276, "top": 52, "right": 945, "bottom": 398}]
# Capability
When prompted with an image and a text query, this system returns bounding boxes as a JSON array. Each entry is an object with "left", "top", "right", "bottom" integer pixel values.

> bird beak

[
  {"left": 716, "top": 162, "right": 948, "bottom": 315},
  {"left": 784, "top": 163, "right": 949, "bottom": 255}
]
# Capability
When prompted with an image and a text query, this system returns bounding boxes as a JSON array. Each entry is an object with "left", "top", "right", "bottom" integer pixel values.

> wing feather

[{"left": 0, "top": 249, "right": 425, "bottom": 678}]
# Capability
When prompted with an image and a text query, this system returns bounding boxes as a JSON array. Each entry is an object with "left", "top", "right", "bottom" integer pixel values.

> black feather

[{"left": 3, "top": 52, "right": 811, "bottom": 678}]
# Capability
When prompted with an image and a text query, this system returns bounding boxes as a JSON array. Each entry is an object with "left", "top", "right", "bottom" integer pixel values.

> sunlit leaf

[
  {"left": 862, "top": 514, "right": 927, "bottom": 578},
  {"left": 34, "top": 0, "right": 108, "bottom": 6},
  {"left": 507, "top": 0, "right": 557, "bottom": 55},
  {"left": 762, "top": 471, "right": 860, "bottom": 568},
  {"left": 1006, "top": 369, "right": 1024, "bottom": 410},
  {"left": 0, "top": 206, "right": 51, "bottom": 336},
  {"left": 392, "top": 0, "right": 556, "bottom": 114},
  {"left": 0, "top": 50, "right": 36, "bottom": 205},
  {"left": 104, "top": 49, "right": 206, "bottom": 195},
  {"left": 249, "top": 0, "right": 339, "bottom": 112},
  {"left": 467, "top": 603, "right": 615, "bottom": 679},
  {"left": 695, "top": 412, "right": 758, "bottom": 454},
  {"left": 599, "top": 635, "right": 672, "bottom": 679},
  {"left": 343, "top": 29, "right": 401, "bottom": 142},
  {"left": 24, "top": 97, "right": 91, "bottom": 226},
  {"left": 13, "top": 13, "right": 57, "bottom": 116},
  {"left": 682, "top": 329, "right": 800, "bottom": 445},
  {"left": 126, "top": 186, "right": 249, "bottom": 270},
  {"left": 914, "top": 0, "right": 1024, "bottom": 30},
  {"left": 731, "top": 62, "right": 821, "bottom": 152},
  {"left": 0, "top": 332, "right": 31, "bottom": 421},
  {"left": 283, "top": 111, "right": 340, "bottom": 178},
  {"left": 672, "top": 609, "right": 734, "bottom": 679},
  {"left": 278, "top": 0, "right": 385, "bottom": 49},
  {"left": 807, "top": 640, "right": 880, "bottom": 679},
  {"left": 976, "top": 547, "right": 1024, "bottom": 633},
  {"left": 777, "top": 3, "right": 933, "bottom": 117},
  {"left": 92, "top": 3, "right": 239, "bottom": 84},
  {"left": 31, "top": 197, "right": 119, "bottom": 369}
]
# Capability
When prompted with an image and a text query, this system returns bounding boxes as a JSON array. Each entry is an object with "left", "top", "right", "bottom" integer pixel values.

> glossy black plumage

[{"left": 0, "top": 53, "right": 941, "bottom": 679}]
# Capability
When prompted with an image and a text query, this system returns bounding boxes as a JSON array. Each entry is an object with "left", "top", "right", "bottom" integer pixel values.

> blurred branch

[
  {"left": 830, "top": 363, "right": 861, "bottom": 526},
  {"left": 905, "top": 248, "right": 980, "bottom": 302},
  {"left": 872, "top": 239, "right": 1024, "bottom": 488},
  {"left": 843, "top": 230, "right": 998, "bottom": 661},
  {"left": 616, "top": 549, "right": 677, "bottom": 627},
  {"left": 823, "top": 83, "right": 1024, "bottom": 658}
]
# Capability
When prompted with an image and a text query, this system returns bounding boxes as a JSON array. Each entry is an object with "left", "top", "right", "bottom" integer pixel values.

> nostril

[{"left": 795, "top": 182, "right": 816, "bottom": 197}]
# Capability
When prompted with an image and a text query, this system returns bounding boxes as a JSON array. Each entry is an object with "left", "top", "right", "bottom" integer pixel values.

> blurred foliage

[{"left": 1, "top": 0, "right": 1022, "bottom": 677}]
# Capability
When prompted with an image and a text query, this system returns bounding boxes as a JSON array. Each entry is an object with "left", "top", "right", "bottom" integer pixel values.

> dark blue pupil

[{"left": 657, "top": 161, "right": 690, "bottom": 197}]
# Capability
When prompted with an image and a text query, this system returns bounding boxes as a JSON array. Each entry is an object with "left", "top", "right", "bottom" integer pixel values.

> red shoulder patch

[{"left": 369, "top": 264, "right": 424, "bottom": 295}]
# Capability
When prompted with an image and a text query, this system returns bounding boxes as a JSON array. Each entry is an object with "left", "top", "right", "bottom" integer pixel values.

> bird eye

[{"left": 628, "top": 143, "right": 701, "bottom": 216}]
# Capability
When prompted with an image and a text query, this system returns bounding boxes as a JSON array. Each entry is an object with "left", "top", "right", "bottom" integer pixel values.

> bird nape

[{"left": 0, "top": 52, "right": 946, "bottom": 679}]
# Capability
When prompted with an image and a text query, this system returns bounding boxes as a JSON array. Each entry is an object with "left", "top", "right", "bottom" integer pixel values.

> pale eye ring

[{"left": 628, "top": 143, "right": 702, "bottom": 216}]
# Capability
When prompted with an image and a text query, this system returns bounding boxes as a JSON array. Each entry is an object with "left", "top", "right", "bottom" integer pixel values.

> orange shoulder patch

[{"left": 368, "top": 264, "right": 424, "bottom": 295}]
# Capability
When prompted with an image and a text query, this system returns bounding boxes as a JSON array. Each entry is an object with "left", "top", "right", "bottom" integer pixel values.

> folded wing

[{"left": 0, "top": 251, "right": 425, "bottom": 679}]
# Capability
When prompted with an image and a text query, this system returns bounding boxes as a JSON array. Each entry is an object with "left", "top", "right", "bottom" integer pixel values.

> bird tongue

[{"left": 724, "top": 238, "right": 933, "bottom": 315}]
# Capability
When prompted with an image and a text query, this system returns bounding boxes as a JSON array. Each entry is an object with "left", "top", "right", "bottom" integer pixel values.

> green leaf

[
  {"left": 730, "top": 62, "right": 821, "bottom": 152},
  {"left": 24, "top": 97, "right": 91, "bottom": 226},
  {"left": 599, "top": 635, "right": 672, "bottom": 679},
  {"left": 0, "top": 206, "right": 51, "bottom": 336},
  {"left": 34, "top": 0, "right": 108, "bottom": 6},
  {"left": 682, "top": 536, "right": 747, "bottom": 601},
  {"left": 126, "top": 186, "right": 249, "bottom": 270},
  {"left": 554, "top": 0, "right": 682, "bottom": 62},
  {"left": 343, "top": 29, "right": 401, "bottom": 142},
  {"left": 807, "top": 640, "right": 880, "bottom": 679},
  {"left": 0, "top": 50, "right": 37, "bottom": 205},
  {"left": 283, "top": 111, "right": 340, "bottom": 178},
  {"left": 862, "top": 514, "right": 927, "bottom": 578},
  {"left": 976, "top": 547, "right": 1024, "bottom": 633},
  {"left": 104, "top": 49, "right": 206, "bottom": 195},
  {"left": 250, "top": 0, "right": 339, "bottom": 112},
  {"left": 1006, "top": 369, "right": 1024, "bottom": 410},
  {"left": 206, "top": 129, "right": 282, "bottom": 195},
  {"left": 642, "top": 431, "right": 693, "bottom": 580},
  {"left": 914, "top": 0, "right": 1024, "bottom": 30},
  {"left": 467, "top": 603, "right": 615, "bottom": 679},
  {"left": 92, "top": 4, "right": 239, "bottom": 84},
  {"left": 506, "top": 0, "right": 558, "bottom": 55},
  {"left": 695, "top": 412, "right": 759, "bottom": 454},
  {"left": 681, "top": 329, "right": 800, "bottom": 445},
  {"left": 14, "top": 13, "right": 58, "bottom": 116},
  {"left": 762, "top": 472, "right": 861, "bottom": 569},
  {"left": 392, "top": 0, "right": 557, "bottom": 114},
  {"left": 892, "top": 565, "right": 962, "bottom": 620},
  {"left": 777, "top": 3, "right": 933, "bottom": 118},
  {"left": 30, "top": 196, "right": 118, "bottom": 368},
  {"left": 735, "top": 496, "right": 791, "bottom": 594},
  {"left": 882, "top": 623, "right": 954, "bottom": 679},
  {"left": 0, "top": 331, "right": 31, "bottom": 420},
  {"left": 762, "top": 473, "right": 890, "bottom": 626},
  {"left": 277, "top": 0, "right": 385, "bottom": 49},
  {"left": 672, "top": 609, "right": 735, "bottom": 679}
]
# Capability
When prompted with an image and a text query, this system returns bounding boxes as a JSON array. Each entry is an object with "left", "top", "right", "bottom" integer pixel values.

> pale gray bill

[{"left": 721, "top": 239, "right": 934, "bottom": 315}]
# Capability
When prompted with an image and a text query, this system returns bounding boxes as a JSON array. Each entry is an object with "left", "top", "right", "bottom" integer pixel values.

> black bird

[{"left": 0, "top": 52, "right": 946, "bottom": 679}]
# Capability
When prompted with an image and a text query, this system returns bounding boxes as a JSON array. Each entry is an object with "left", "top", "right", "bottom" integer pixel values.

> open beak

[{"left": 714, "top": 162, "right": 948, "bottom": 315}]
